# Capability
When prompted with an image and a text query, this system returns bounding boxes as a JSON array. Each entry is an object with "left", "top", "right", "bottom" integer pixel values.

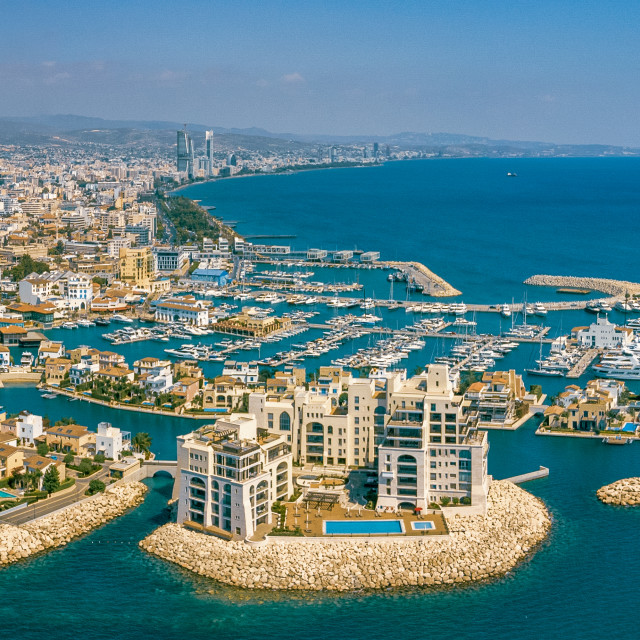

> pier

[
  {"left": 386, "top": 260, "right": 462, "bottom": 297},
  {"left": 566, "top": 349, "right": 600, "bottom": 378},
  {"left": 502, "top": 466, "right": 549, "bottom": 484}
]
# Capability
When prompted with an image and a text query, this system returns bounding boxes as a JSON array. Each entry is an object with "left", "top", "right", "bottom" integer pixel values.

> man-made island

[{"left": 140, "top": 480, "right": 550, "bottom": 591}]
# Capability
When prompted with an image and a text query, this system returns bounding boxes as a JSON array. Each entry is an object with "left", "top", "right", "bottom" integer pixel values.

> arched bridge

[{"left": 141, "top": 460, "right": 177, "bottom": 478}]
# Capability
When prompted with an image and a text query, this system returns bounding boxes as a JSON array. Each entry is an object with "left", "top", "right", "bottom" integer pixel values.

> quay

[
  {"left": 566, "top": 348, "right": 600, "bottom": 378},
  {"left": 502, "top": 466, "right": 549, "bottom": 484}
]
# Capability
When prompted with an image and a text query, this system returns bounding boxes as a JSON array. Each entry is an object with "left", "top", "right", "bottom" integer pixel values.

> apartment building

[
  {"left": 118, "top": 246, "right": 155, "bottom": 288},
  {"left": 176, "top": 415, "right": 292, "bottom": 538},
  {"left": 376, "top": 364, "right": 490, "bottom": 512},
  {"left": 463, "top": 370, "right": 526, "bottom": 428}
]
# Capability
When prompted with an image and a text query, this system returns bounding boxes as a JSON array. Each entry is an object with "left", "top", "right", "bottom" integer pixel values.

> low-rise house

[
  {"left": 23, "top": 455, "right": 66, "bottom": 489},
  {"left": 95, "top": 421, "right": 131, "bottom": 459},
  {"left": 69, "top": 359, "right": 100, "bottom": 386},
  {"left": 173, "top": 360, "right": 203, "bottom": 380},
  {"left": 98, "top": 350, "right": 127, "bottom": 369},
  {"left": 544, "top": 379, "right": 623, "bottom": 432},
  {"left": 222, "top": 361, "right": 259, "bottom": 385},
  {"left": 203, "top": 376, "right": 247, "bottom": 412},
  {"left": 38, "top": 341, "right": 65, "bottom": 364},
  {"left": 96, "top": 366, "right": 135, "bottom": 383},
  {"left": 0, "top": 345, "right": 10, "bottom": 367},
  {"left": 44, "top": 358, "right": 73, "bottom": 385},
  {"left": 16, "top": 411, "right": 44, "bottom": 445},
  {"left": 44, "top": 424, "right": 95, "bottom": 456},
  {"left": 0, "top": 443, "right": 24, "bottom": 479},
  {"left": 171, "top": 376, "right": 201, "bottom": 404}
]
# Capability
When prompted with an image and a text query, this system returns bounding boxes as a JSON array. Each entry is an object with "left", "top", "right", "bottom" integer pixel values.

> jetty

[
  {"left": 502, "top": 466, "right": 549, "bottom": 484},
  {"left": 386, "top": 260, "right": 462, "bottom": 297},
  {"left": 566, "top": 348, "right": 600, "bottom": 378}
]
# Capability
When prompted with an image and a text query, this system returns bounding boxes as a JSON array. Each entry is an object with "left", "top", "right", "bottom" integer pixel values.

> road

[{"left": 0, "top": 465, "right": 111, "bottom": 526}]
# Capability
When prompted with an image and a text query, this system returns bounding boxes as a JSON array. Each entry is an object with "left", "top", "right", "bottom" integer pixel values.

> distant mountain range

[{"left": 0, "top": 114, "right": 637, "bottom": 157}]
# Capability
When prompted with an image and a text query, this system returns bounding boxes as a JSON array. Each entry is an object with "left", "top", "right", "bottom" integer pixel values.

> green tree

[
  {"left": 132, "top": 432, "right": 152, "bottom": 457},
  {"left": 48, "top": 240, "right": 65, "bottom": 256},
  {"left": 88, "top": 479, "right": 106, "bottom": 495},
  {"left": 42, "top": 466, "right": 60, "bottom": 495},
  {"left": 36, "top": 442, "right": 49, "bottom": 456},
  {"left": 63, "top": 452, "right": 75, "bottom": 465},
  {"left": 94, "top": 453, "right": 106, "bottom": 463},
  {"left": 77, "top": 458, "right": 94, "bottom": 476},
  {"left": 338, "top": 392, "right": 349, "bottom": 407}
]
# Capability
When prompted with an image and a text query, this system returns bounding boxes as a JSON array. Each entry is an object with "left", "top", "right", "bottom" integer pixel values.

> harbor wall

[
  {"left": 139, "top": 480, "right": 550, "bottom": 591},
  {"left": 0, "top": 482, "right": 147, "bottom": 566},
  {"left": 524, "top": 275, "right": 640, "bottom": 296}
]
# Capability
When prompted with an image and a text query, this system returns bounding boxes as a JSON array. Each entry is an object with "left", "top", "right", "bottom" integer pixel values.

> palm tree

[
  {"left": 29, "top": 470, "right": 43, "bottom": 492},
  {"left": 132, "top": 432, "right": 152, "bottom": 457}
]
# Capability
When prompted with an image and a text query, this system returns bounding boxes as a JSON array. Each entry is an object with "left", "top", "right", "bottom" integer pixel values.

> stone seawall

[
  {"left": 524, "top": 275, "right": 640, "bottom": 297},
  {"left": 140, "top": 481, "right": 550, "bottom": 591},
  {"left": 597, "top": 478, "right": 640, "bottom": 506},
  {"left": 0, "top": 482, "right": 148, "bottom": 566}
]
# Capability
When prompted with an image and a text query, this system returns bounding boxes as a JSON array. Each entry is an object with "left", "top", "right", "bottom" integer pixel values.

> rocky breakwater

[
  {"left": 524, "top": 274, "right": 640, "bottom": 297},
  {"left": 0, "top": 482, "right": 147, "bottom": 566},
  {"left": 597, "top": 478, "right": 640, "bottom": 506},
  {"left": 140, "top": 480, "right": 550, "bottom": 591}
]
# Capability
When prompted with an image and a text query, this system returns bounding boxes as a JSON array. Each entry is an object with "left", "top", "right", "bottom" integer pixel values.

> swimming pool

[
  {"left": 324, "top": 520, "right": 404, "bottom": 535},
  {"left": 0, "top": 490, "right": 15, "bottom": 498},
  {"left": 410, "top": 521, "right": 435, "bottom": 531}
]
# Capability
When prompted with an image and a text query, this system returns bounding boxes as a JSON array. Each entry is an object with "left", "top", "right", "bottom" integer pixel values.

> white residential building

[
  {"left": 95, "top": 422, "right": 131, "bottom": 459},
  {"left": 176, "top": 414, "right": 292, "bottom": 538},
  {"left": 16, "top": 412, "right": 44, "bottom": 445},
  {"left": 222, "top": 361, "right": 259, "bottom": 385},
  {"left": 19, "top": 271, "right": 93, "bottom": 310}
]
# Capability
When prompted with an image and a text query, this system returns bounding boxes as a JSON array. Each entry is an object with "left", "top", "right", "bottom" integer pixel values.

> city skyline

[{"left": 1, "top": 1, "right": 640, "bottom": 146}]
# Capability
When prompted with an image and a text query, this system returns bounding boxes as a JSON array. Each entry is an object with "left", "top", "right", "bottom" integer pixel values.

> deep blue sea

[{"left": 1, "top": 158, "right": 640, "bottom": 640}]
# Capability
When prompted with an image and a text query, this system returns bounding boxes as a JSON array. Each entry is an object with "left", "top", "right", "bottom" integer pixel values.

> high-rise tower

[
  {"left": 177, "top": 126, "right": 194, "bottom": 178},
  {"left": 205, "top": 130, "right": 214, "bottom": 175}
]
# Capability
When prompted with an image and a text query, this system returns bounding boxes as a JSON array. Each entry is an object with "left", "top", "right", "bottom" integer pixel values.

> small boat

[
  {"left": 533, "top": 302, "right": 548, "bottom": 317},
  {"left": 507, "top": 172, "right": 517, "bottom": 177},
  {"left": 20, "top": 352, "right": 34, "bottom": 367},
  {"left": 111, "top": 314, "right": 134, "bottom": 324},
  {"left": 500, "top": 303, "right": 511, "bottom": 318},
  {"left": 602, "top": 436, "right": 632, "bottom": 445},
  {"left": 61, "top": 322, "right": 78, "bottom": 329},
  {"left": 95, "top": 317, "right": 111, "bottom": 326}
]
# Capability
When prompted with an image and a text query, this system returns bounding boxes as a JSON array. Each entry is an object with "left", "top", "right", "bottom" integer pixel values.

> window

[{"left": 279, "top": 413, "right": 291, "bottom": 431}]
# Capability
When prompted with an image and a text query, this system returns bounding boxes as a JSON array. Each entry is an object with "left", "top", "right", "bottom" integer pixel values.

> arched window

[
  {"left": 279, "top": 413, "right": 291, "bottom": 431},
  {"left": 223, "top": 483, "right": 231, "bottom": 493},
  {"left": 398, "top": 454, "right": 417, "bottom": 464},
  {"left": 211, "top": 480, "right": 219, "bottom": 491},
  {"left": 190, "top": 476, "right": 205, "bottom": 487}
]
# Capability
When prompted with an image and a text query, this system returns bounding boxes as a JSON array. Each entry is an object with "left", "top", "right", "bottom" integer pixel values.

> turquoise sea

[{"left": 2, "top": 158, "right": 640, "bottom": 639}]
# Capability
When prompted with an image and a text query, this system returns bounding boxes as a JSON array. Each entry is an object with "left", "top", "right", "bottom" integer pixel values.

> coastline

[
  {"left": 170, "top": 160, "right": 377, "bottom": 195},
  {"left": 0, "top": 482, "right": 147, "bottom": 567}
]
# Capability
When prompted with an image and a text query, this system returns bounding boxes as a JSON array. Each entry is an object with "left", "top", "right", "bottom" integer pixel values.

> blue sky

[{"left": 1, "top": 1, "right": 639, "bottom": 145}]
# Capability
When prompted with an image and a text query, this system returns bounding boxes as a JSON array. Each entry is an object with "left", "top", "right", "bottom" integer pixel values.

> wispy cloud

[{"left": 281, "top": 72, "right": 305, "bottom": 84}]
